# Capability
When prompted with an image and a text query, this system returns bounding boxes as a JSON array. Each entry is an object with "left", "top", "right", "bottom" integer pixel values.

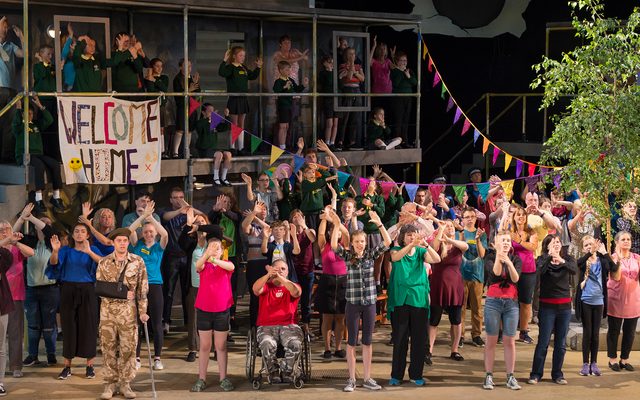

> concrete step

[
  {"left": 566, "top": 320, "right": 640, "bottom": 351},
  {"left": 0, "top": 164, "right": 27, "bottom": 185},
  {"left": 0, "top": 184, "right": 27, "bottom": 220}
]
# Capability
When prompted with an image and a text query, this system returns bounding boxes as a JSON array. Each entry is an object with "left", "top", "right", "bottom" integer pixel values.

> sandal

[
  {"left": 190, "top": 378, "right": 207, "bottom": 392},
  {"left": 450, "top": 352, "right": 464, "bottom": 361}
]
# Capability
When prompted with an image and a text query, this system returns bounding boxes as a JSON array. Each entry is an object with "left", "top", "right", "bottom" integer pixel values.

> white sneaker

[
  {"left": 363, "top": 378, "right": 381, "bottom": 390},
  {"left": 343, "top": 378, "right": 356, "bottom": 392},
  {"left": 483, "top": 374, "right": 494, "bottom": 390},
  {"left": 385, "top": 137, "right": 402, "bottom": 150},
  {"left": 506, "top": 375, "right": 521, "bottom": 390},
  {"left": 153, "top": 359, "right": 164, "bottom": 370},
  {"left": 135, "top": 358, "right": 141, "bottom": 370}
]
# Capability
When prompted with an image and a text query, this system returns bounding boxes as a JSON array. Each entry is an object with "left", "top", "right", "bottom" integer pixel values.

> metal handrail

[
  {"left": 433, "top": 92, "right": 548, "bottom": 176},
  {"left": 423, "top": 94, "right": 486, "bottom": 154}
]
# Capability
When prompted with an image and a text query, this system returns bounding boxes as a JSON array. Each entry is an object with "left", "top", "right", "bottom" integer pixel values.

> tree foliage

[{"left": 532, "top": 0, "right": 640, "bottom": 244}]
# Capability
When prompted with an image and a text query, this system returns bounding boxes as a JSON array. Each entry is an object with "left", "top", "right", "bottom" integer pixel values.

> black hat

[
  {"left": 107, "top": 228, "right": 131, "bottom": 240},
  {"left": 204, "top": 225, "right": 224, "bottom": 241}
]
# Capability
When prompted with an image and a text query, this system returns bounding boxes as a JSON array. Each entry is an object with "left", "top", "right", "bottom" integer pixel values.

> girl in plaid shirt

[{"left": 329, "top": 208, "right": 392, "bottom": 392}]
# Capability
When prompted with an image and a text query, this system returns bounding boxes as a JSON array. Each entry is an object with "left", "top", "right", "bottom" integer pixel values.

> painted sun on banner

[{"left": 57, "top": 96, "right": 162, "bottom": 185}]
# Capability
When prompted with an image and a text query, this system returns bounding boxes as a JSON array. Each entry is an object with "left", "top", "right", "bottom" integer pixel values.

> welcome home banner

[{"left": 58, "top": 96, "right": 162, "bottom": 184}]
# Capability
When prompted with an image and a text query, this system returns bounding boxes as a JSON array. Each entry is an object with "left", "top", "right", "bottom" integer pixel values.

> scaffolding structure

[{"left": 0, "top": 0, "right": 422, "bottom": 202}]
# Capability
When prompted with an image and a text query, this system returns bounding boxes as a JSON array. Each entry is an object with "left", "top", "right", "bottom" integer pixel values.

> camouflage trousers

[
  {"left": 99, "top": 299, "right": 138, "bottom": 385},
  {"left": 256, "top": 324, "right": 303, "bottom": 376}
]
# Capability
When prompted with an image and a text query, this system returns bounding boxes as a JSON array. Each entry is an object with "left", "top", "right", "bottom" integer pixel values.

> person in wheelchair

[{"left": 252, "top": 259, "right": 303, "bottom": 383}]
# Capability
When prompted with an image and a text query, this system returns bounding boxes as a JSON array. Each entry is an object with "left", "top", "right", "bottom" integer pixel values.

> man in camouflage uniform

[
  {"left": 97, "top": 228, "right": 149, "bottom": 400},
  {"left": 252, "top": 259, "right": 303, "bottom": 383}
]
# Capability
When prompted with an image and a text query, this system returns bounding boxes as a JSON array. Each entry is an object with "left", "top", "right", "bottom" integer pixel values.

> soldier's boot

[
  {"left": 121, "top": 383, "right": 136, "bottom": 399},
  {"left": 100, "top": 384, "right": 116, "bottom": 400}
]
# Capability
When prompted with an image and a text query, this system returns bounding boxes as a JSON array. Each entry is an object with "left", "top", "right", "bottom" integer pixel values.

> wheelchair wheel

[
  {"left": 252, "top": 378, "right": 262, "bottom": 390},
  {"left": 294, "top": 377, "right": 304, "bottom": 389},
  {"left": 245, "top": 327, "right": 257, "bottom": 380},
  {"left": 301, "top": 333, "right": 312, "bottom": 381}
]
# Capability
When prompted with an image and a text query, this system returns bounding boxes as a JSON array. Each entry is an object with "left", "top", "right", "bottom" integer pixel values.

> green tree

[{"left": 531, "top": 0, "right": 640, "bottom": 248}]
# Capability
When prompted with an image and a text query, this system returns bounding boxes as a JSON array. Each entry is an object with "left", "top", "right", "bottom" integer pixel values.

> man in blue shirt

[{"left": 0, "top": 17, "right": 24, "bottom": 162}]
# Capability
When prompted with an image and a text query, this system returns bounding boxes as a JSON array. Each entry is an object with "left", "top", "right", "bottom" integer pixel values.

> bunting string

[
  {"left": 201, "top": 108, "right": 553, "bottom": 197},
  {"left": 421, "top": 36, "right": 563, "bottom": 177}
]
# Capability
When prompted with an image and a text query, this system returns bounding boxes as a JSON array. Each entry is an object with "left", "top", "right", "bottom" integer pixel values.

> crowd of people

[
  {"left": 0, "top": 154, "right": 638, "bottom": 397},
  {"left": 0, "top": 14, "right": 638, "bottom": 400}
]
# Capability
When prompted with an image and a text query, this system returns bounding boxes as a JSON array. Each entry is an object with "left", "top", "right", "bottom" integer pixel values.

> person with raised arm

[
  {"left": 330, "top": 209, "right": 391, "bottom": 392},
  {"left": 46, "top": 223, "right": 104, "bottom": 380}
]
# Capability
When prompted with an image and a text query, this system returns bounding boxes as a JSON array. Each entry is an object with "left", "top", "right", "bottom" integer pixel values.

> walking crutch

[{"left": 143, "top": 322, "right": 157, "bottom": 399}]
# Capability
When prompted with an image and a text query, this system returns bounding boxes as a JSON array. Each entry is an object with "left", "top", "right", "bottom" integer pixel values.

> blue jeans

[
  {"left": 25, "top": 285, "right": 60, "bottom": 357},
  {"left": 530, "top": 306, "right": 571, "bottom": 380},
  {"left": 484, "top": 297, "right": 519, "bottom": 337},
  {"left": 297, "top": 271, "right": 315, "bottom": 324}
]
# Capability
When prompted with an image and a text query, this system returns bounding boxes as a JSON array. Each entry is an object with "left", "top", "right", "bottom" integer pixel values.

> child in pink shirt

[{"left": 191, "top": 237, "right": 235, "bottom": 392}]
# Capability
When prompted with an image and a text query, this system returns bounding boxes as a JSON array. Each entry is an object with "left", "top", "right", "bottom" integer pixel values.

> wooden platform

[{"left": 164, "top": 148, "right": 422, "bottom": 178}]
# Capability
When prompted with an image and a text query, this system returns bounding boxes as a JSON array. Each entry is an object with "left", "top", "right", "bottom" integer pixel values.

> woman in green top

[
  {"left": 218, "top": 46, "right": 262, "bottom": 153},
  {"left": 388, "top": 225, "right": 441, "bottom": 386},
  {"left": 12, "top": 96, "right": 64, "bottom": 212}
]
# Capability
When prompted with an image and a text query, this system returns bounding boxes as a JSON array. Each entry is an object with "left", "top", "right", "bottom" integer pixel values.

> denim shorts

[{"left": 484, "top": 297, "right": 519, "bottom": 337}]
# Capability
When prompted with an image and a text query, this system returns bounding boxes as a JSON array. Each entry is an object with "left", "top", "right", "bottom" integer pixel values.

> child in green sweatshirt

[
  {"left": 72, "top": 35, "right": 105, "bottom": 92},
  {"left": 273, "top": 60, "right": 308, "bottom": 150},
  {"left": 218, "top": 46, "right": 262, "bottom": 153},
  {"left": 194, "top": 104, "right": 233, "bottom": 186},
  {"left": 12, "top": 96, "right": 64, "bottom": 212},
  {"left": 366, "top": 107, "right": 402, "bottom": 150}
]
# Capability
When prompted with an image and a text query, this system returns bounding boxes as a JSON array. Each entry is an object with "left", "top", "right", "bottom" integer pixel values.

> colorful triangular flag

[
  {"left": 453, "top": 107, "right": 462, "bottom": 124},
  {"left": 504, "top": 153, "right": 512, "bottom": 173},
  {"left": 250, "top": 135, "right": 263, "bottom": 154},
  {"left": 210, "top": 112, "right": 224, "bottom": 131},
  {"left": 424, "top": 45, "right": 429, "bottom": 63},
  {"left": 446, "top": 97, "right": 455, "bottom": 112},
  {"left": 482, "top": 137, "right": 490, "bottom": 155},
  {"left": 432, "top": 73, "right": 441, "bottom": 88},
  {"left": 269, "top": 145, "right": 285, "bottom": 166},
  {"left": 429, "top": 184, "right": 445, "bottom": 202},
  {"left": 528, "top": 163, "right": 536, "bottom": 177},
  {"left": 188, "top": 97, "right": 201, "bottom": 116},
  {"left": 337, "top": 170, "right": 350, "bottom": 189},
  {"left": 553, "top": 173, "right": 562, "bottom": 190},
  {"left": 492, "top": 147, "right": 500, "bottom": 166},
  {"left": 452, "top": 185, "right": 466, "bottom": 202},
  {"left": 461, "top": 119, "right": 471, "bottom": 136},
  {"left": 231, "top": 125, "right": 243, "bottom": 144},
  {"left": 293, "top": 155, "right": 305, "bottom": 173},
  {"left": 440, "top": 84, "right": 447, "bottom": 99},
  {"left": 359, "top": 177, "right": 370, "bottom": 195},
  {"left": 380, "top": 182, "right": 395, "bottom": 200},
  {"left": 405, "top": 183, "right": 419, "bottom": 202},
  {"left": 516, "top": 159, "right": 523, "bottom": 178},
  {"left": 501, "top": 179, "right": 515, "bottom": 200},
  {"left": 477, "top": 183, "right": 490, "bottom": 201},
  {"left": 525, "top": 176, "right": 539, "bottom": 192}
]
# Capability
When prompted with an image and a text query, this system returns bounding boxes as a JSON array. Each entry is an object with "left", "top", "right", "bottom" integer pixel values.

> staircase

[
  {"left": 448, "top": 141, "right": 544, "bottom": 184},
  {"left": 0, "top": 165, "right": 27, "bottom": 221}
]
